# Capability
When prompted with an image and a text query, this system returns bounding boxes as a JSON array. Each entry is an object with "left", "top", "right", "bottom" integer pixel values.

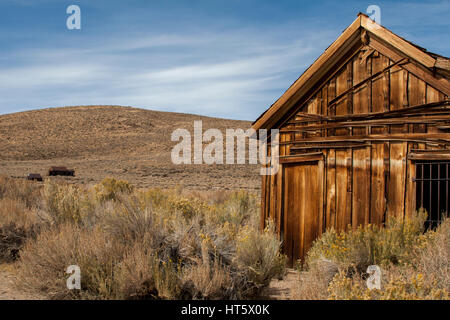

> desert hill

[{"left": 0, "top": 106, "right": 259, "bottom": 191}]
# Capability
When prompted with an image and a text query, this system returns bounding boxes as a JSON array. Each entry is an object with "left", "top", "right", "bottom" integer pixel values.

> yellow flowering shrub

[
  {"left": 306, "top": 210, "right": 428, "bottom": 271},
  {"left": 94, "top": 177, "right": 134, "bottom": 202}
]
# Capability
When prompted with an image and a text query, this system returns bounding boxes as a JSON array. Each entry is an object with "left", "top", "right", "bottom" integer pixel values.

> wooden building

[{"left": 253, "top": 14, "right": 450, "bottom": 265}]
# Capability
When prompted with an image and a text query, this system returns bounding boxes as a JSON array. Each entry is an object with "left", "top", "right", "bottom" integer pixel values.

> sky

[{"left": 0, "top": 0, "right": 449, "bottom": 120}]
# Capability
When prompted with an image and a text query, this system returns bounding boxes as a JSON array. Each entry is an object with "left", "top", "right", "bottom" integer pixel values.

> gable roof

[{"left": 252, "top": 13, "right": 450, "bottom": 131}]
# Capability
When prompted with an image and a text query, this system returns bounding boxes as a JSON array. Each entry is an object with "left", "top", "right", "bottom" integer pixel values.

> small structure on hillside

[
  {"left": 48, "top": 166, "right": 75, "bottom": 177},
  {"left": 27, "top": 173, "right": 43, "bottom": 182},
  {"left": 253, "top": 14, "right": 450, "bottom": 265}
]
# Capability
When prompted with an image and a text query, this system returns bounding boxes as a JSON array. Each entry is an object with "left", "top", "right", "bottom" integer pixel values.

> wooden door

[{"left": 283, "top": 160, "right": 324, "bottom": 266}]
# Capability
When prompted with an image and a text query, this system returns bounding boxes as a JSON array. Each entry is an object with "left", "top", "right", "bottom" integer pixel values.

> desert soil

[
  {"left": 259, "top": 269, "right": 300, "bottom": 300},
  {"left": 0, "top": 106, "right": 260, "bottom": 191}
]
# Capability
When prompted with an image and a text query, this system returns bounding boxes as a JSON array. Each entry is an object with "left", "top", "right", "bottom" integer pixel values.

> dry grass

[
  {"left": 0, "top": 177, "right": 41, "bottom": 262},
  {"left": 6, "top": 177, "right": 285, "bottom": 300},
  {"left": 293, "top": 212, "right": 450, "bottom": 300}
]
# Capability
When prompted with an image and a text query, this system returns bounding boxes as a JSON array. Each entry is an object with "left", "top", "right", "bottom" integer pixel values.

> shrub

[
  {"left": 14, "top": 183, "right": 284, "bottom": 300},
  {"left": 17, "top": 224, "right": 126, "bottom": 299},
  {"left": 305, "top": 210, "right": 428, "bottom": 272},
  {"left": 94, "top": 178, "right": 134, "bottom": 202},
  {"left": 234, "top": 224, "right": 286, "bottom": 295},
  {"left": 41, "top": 181, "right": 95, "bottom": 226},
  {"left": 295, "top": 211, "right": 449, "bottom": 300},
  {"left": 327, "top": 267, "right": 449, "bottom": 300},
  {"left": 0, "top": 176, "right": 41, "bottom": 209},
  {"left": 0, "top": 223, "right": 37, "bottom": 263}
]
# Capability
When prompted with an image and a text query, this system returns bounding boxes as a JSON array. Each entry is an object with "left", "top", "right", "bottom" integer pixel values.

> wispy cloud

[
  {"left": 0, "top": 23, "right": 330, "bottom": 120},
  {"left": 0, "top": 0, "right": 448, "bottom": 120}
]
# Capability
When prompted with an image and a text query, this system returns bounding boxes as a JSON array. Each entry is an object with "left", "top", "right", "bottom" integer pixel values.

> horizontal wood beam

[
  {"left": 293, "top": 100, "right": 450, "bottom": 122},
  {"left": 282, "top": 115, "right": 450, "bottom": 132},
  {"left": 291, "top": 143, "right": 369, "bottom": 150},
  {"left": 282, "top": 133, "right": 450, "bottom": 145},
  {"left": 361, "top": 15, "right": 436, "bottom": 68},
  {"left": 279, "top": 152, "right": 323, "bottom": 164},
  {"left": 408, "top": 153, "right": 450, "bottom": 161}
]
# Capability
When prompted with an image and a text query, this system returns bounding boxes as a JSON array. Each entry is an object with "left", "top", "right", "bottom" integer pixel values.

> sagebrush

[{"left": 0, "top": 176, "right": 285, "bottom": 299}]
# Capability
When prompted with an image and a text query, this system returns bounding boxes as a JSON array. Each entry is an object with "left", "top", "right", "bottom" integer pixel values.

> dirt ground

[{"left": 259, "top": 269, "right": 300, "bottom": 300}]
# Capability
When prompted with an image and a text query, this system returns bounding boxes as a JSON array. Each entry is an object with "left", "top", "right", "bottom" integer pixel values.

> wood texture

[{"left": 259, "top": 22, "right": 449, "bottom": 264}]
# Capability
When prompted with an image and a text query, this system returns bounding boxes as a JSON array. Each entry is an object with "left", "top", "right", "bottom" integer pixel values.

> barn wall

[{"left": 260, "top": 46, "right": 449, "bottom": 261}]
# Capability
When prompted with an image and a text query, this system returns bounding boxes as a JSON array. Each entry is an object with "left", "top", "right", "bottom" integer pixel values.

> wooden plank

[
  {"left": 408, "top": 153, "right": 450, "bottom": 160},
  {"left": 336, "top": 149, "right": 352, "bottom": 231},
  {"left": 353, "top": 51, "right": 371, "bottom": 134},
  {"left": 409, "top": 74, "right": 427, "bottom": 134},
  {"left": 283, "top": 165, "right": 293, "bottom": 266},
  {"left": 292, "top": 165, "right": 302, "bottom": 264},
  {"left": 390, "top": 64, "right": 409, "bottom": 137},
  {"left": 371, "top": 53, "right": 390, "bottom": 134},
  {"left": 387, "top": 142, "right": 407, "bottom": 219},
  {"left": 283, "top": 115, "right": 450, "bottom": 132},
  {"left": 303, "top": 163, "right": 319, "bottom": 260},
  {"left": 297, "top": 164, "right": 306, "bottom": 262},
  {"left": 260, "top": 174, "right": 267, "bottom": 230},
  {"left": 336, "top": 66, "right": 350, "bottom": 136},
  {"left": 427, "top": 85, "right": 443, "bottom": 103},
  {"left": 410, "top": 149, "right": 450, "bottom": 153},
  {"left": 325, "top": 150, "right": 337, "bottom": 229},
  {"left": 351, "top": 49, "right": 372, "bottom": 228},
  {"left": 426, "top": 85, "right": 446, "bottom": 134},
  {"left": 352, "top": 147, "right": 371, "bottom": 227},
  {"left": 404, "top": 144, "right": 416, "bottom": 219},
  {"left": 306, "top": 95, "right": 320, "bottom": 138},
  {"left": 370, "top": 143, "right": 387, "bottom": 225},
  {"left": 409, "top": 73, "right": 427, "bottom": 106},
  {"left": 276, "top": 167, "right": 283, "bottom": 237},
  {"left": 328, "top": 78, "right": 337, "bottom": 136},
  {"left": 361, "top": 15, "right": 436, "bottom": 68},
  {"left": 279, "top": 153, "right": 323, "bottom": 164},
  {"left": 285, "top": 133, "right": 450, "bottom": 144},
  {"left": 318, "top": 160, "right": 325, "bottom": 235},
  {"left": 368, "top": 37, "right": 450, "bottom": 96},
  {"left": 269, "top": 171, "right": 277, "bottom": 227}
]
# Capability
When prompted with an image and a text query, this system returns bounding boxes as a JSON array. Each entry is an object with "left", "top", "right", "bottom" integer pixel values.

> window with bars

[{"left": 415, "top": 161, "right": 449, "bottom": 230}]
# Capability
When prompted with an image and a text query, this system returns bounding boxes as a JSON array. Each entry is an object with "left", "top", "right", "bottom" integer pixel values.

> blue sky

[{"left": 0, "top": 0, "right": 449, "bottom": 120}]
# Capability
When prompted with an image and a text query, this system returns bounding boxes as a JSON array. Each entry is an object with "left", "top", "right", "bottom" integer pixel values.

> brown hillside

[{"left": 0, "top": 106, "right": 259, "bottom": 190}]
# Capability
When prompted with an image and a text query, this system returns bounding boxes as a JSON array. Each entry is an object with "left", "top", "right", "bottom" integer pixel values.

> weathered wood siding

[{"left": 260, "top": 46, "right": 450, "bottom": 264}]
